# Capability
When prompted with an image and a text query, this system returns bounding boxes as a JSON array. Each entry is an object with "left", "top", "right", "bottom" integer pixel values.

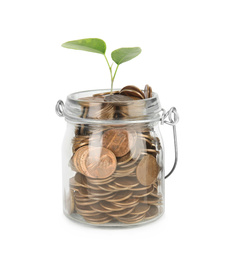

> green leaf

[
  {"left": 61, "top": 38, "right": 106, "bottom": 54},
  {"left": 111, "top": 47, "right": 141, "bottom": 65}
]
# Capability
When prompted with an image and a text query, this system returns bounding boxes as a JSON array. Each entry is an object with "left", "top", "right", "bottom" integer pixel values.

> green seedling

[{"left": 62, "top": 38, "right": 141, "bottom": 93}]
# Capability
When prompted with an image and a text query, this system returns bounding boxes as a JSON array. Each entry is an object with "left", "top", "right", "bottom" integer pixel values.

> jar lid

[{"left": 58, "top": 89, "right": 162, "bottom": 124}]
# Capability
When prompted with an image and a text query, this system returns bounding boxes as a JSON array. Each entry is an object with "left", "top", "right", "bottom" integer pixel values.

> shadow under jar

[{"left": 57, "top": 89, "right": 167, "bottom": 226}]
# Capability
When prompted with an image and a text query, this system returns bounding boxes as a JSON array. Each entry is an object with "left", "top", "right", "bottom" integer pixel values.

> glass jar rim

[{"left": 63, "top": 89, "right": 162, "bottom": 124}]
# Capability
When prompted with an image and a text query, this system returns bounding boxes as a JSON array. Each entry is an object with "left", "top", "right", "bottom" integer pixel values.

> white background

[{"left": 0, "top": 0, "right": 228, "bottom": 259}]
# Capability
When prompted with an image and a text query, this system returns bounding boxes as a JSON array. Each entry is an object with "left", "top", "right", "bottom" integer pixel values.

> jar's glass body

[{"left": 61, "top": 89, "right": 165, "bottom": 226}]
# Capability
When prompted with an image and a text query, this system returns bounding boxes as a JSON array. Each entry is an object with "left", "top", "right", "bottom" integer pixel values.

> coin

[
  {"left": 80, "top": 147, "right": 117, "bottom": 179},
  {"left": 73, "top": 146, "right": 117, "bottom": 179},
  {"left": 89, "top": 193, "right": 116, "bottom": 201},
  {"left": 117, "top": 213, "right": 145, "bottom": 224},
  {"left": 77, "top": 186, "right": 89, "bottom": 197},
  {"left": 120, "top": 85, "right": 145, "bottom": 99},
  {"left": 104, "top": 94, "right": 134, "bottom": 102},
  {"left": 144, "top": 205, "right": 159, "bottom": 220},
  {"left": 78, "top": 96, "right": 104, "bottom": 107},
  {"left": 97, "top": 183, "right": 116, "bottom": 192},
  {"left": 113, "top": 165, "right": 136, "bottom": 176},
  {"left": 136, "top": 154, "right": 160, "bottom": 186},
  {"left": 130, "top": 184, "right": 151, "bottom": 191},
  {"left": 87, "top": 189, "right": 114, "bottom": 197},
  {"left": 132, "top": 186, "right": 154, "bottom": 198},
  {"left": 108, "top": 207, "right": 135, "bottom": 218},
  {"left": 72, "top": 145, "right": 88, "bottom": 173},
  {"left": 144, "top": 85, "right": 152, "bottom": 99},
  {"left": 114, "top": 198, "right": 139, "bottom": 208},
  {"left": 74, "top": 190, "right": 86, "bottom": 199},
  {"left": 69, "top": 190, "right": 75, "bottom": 214},
  {"left": 106, "top": 190, "right": 133, "bottom": 203},
  {"left": 88, "top": 103, "right": 115, "bottom": 120},
  {"left": 75, "top": 204, "right": 96, "bottom": 215},
  {"left": 107, "top": 182, "right": 129, "bottom": 191},
  {"left": 114, "top": 177, "right": 139, "bottom": 188},
  {"left": 90, "top": 202, "right": 112, "bottom": 213},
  {"left": 102, "top": 128, "right": 136, "bottom": 157},
  {"left": 117, "top": 152, "right": 133, "bottom": 165},
  {"left": 87, "top": 175, "right": 115, "bottom": 185},
  {"left": 84, "top": 214, "right": 113, "bottom": 224},
  {"left": 72, "top": 135, "right": 90, "bottom": 153},
  {"left": 140, "top": 195, "right": 161, "bottom": 205},
  {"left": 130, "top": 203, "right": 150, "bottom": 216},
  {"left": 75, "top": 199, "right": 98, "bottom": 206},
  {"left": 100, "top": 201, "right": 124, "bottom": 212}
]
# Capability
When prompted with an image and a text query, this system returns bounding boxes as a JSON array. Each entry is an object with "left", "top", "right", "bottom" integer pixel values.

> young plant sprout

[{"left": 61, "top": 38, "right": 141, "bottom": 93}]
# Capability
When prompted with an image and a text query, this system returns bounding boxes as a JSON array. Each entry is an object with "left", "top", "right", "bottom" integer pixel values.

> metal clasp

[
  {"left": 55, "top": 100, "right": 65, "bottom": 117},
  {"left": 161, "top": 107, "right": 179, "bottom": 179}
]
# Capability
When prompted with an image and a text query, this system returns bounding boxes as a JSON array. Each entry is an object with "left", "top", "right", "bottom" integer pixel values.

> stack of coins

[{"left": 69, "top": 85, "right": 163, "bottom": 225}]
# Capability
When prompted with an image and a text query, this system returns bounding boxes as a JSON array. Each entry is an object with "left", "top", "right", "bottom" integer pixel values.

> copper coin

[
  {"left": 73, "top": 146, "right": 116, "bottom": 178},
  {"left": 97, "top": 183, "right": 116, "bottom": 192},
  {"left": 87, "top": 189, "right": 113, "bottom": 197},
  {"left": 114, "top": 198, "right": 139, "bottom": 208},
  {"left": 69, "top": 190, "right": 75, "bottom": 214},
  {"left": 75, "top": 199, "right": 97, "bottom": 206},
  {"left": 88, "top": 103, "right": 115, "bottom": 120},
  {"left": 102, "top": 128, "right": 136, "bottom": 157},
  {"left": 149, "top": 88, "right": 152, "bottom": 98},
  {"left": 144, "top": 85, "right": 152, "bottom": 99},
  {"left": 107, "top": 182, "right": 129, "bottom": 191},
  {"left": 84, "top": 218, "right": 113, "bottom": 224},
  {"left": 114, "top": 177, "right": 139, "bottom": 188},
  {"left": 84, "top": 214, "right": 112, "bottom": 224},
  {"left": 140, "top": 195, "right": 161, "bottom": 205},
  {"left": 117, "top": 213, "right": 145, "bottom": 224},
  {"left": 100, "top": 201, "right": 123, "bottom": 212},
  {"left": 117, "top": 152, "right": 133, "bottom": 165},
  {"left": 133, "top": 186, "right": 154, "bottom": 198},
  {"left": 79, "top": 147, "right": 117, "bottom": 179},
  {"left": 130, "top": 184, "right": 151, "bottom": 191},
  {"left": 144, "top": 205, "right": 159, "bottom": 219},
  {"left": 75, "top": 204, "right": 96, "bottom": 215},
  {"left": 107, "top": 190, "right": 133, "bottom": 203},
  {"left": 108, "top": 207, "right": 134, "bottom": 218},
  {"left": 72, "top": 139, "right": 89, "bottom": 153},
  {"left": 104, "top": 94, "right": 134, "bottom": 102},
  {"left": 89, "top": 193, "right": 116, "bottom": 201},
  {"left": 115, "top": 165, "right": 136, "bottom": 173},
  {"left": 87, "top": 175, "right": 115, "bottom": 185},
  {"left": 77, "top": 186, "right": 89, "bottom": 197},
  {"left": 74, "top": 190, "right": 86, "bottom": 199},
  {"left": 72, "top": 146, "right": 88, "bottom": 173},
  {"left": 78, "top": 96, "right": 104, "bottom": 107},
  {"left": 90, "top": 203, "right": 112, "bottom": 213},
  {"left": 69, "top": 176, "right": 78, "bottom": 187},
  {"left": 83, "top": 181, "right": 101, "bottom": 191},
  {"left": 120, "top": 85, "right": 145, "bottom": 99},
  {"left": 130, "top": 203, "right": 150, "bottom": 216},
  {"left": 136, "top": 154, "right": 160, "bottom": 186},
  {"left": 74, "top": 173, "right": 86, "bottom": 186},
  {"left": 83, "top": 213, "right": 109, "bottom": 220}
]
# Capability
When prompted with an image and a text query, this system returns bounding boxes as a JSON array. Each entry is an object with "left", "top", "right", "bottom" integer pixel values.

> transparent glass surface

[{"left": 61, "top": 90, "right": 165, "bottom": 226}]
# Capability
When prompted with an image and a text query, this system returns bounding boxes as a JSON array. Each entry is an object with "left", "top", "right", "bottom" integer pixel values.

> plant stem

[
  {"left": 104, "top": 55, "right": 113, "bottom": 93},
  {"left": 104, "top": 55, "right": 119, "bottom": 94},
  {"left": 112, "top": 64, "right": 119, "bottom": 83}
]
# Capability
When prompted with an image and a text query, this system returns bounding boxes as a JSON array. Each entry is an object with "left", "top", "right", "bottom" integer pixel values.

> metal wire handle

[
  {"left": 55, "top": 100, "right": 65, "bottom": 117},
  {"left": 161, "top": 107, "right": 179, "bottom": 179}
]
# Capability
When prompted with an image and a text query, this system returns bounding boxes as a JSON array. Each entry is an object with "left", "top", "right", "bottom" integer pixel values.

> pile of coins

[{"left": 68, "top": 85, "right": 163, "bottom": 225}]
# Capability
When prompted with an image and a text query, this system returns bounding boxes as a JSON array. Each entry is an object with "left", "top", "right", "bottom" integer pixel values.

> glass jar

[{"left": 56, "top": 89, "right": 179, "bottom": 226}]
